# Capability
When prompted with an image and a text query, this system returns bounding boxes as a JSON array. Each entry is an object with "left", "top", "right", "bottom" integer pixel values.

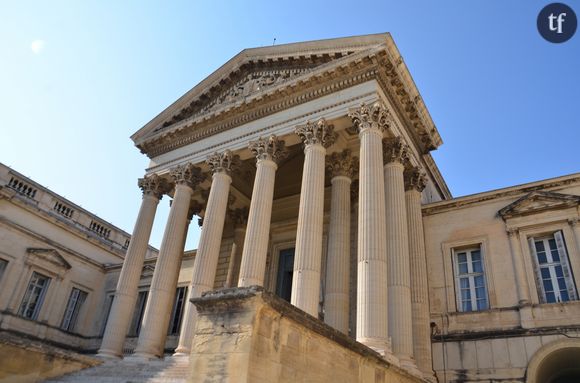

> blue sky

[{"left": 2, "top": 1, "right": 579, "bottom": 250}]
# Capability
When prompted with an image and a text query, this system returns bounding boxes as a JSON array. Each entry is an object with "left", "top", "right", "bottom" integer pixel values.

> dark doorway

[{"left": 276, "top": 248, "right": 295, "bottom": 302}]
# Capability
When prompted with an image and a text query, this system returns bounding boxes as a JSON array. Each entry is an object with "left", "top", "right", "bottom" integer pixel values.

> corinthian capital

[
  {"left": 383, "top": 137, "right": 410, "bottom": 165},
  {"left": 404, "top": 166, "right": 427, "bottom": 192},
  {"left": 138, "top": 174, "right": 169, "bottom": 199},
  {"left": 326, "top": 149, "right": 358, "bottom": 179},
  {"left": 169, "top": 163, "right": 206, "bottom": 189},
  {"left": 248, "top": 135, "right": 288, "bottom": 163},
  {"left": 348, "top": 101, "right": 393, "bottom": 134},
  {"left": 206, "top": 150, "right": 240, "bottom": 175},
  {"left": 295, "top": 118, "right": 337, "bottom": 148}
]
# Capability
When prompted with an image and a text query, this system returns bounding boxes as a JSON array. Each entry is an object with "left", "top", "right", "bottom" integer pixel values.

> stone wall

[
  {"left": 0, "top": 331, "right": 100, "bottom": 383},
  {"left": 189, "top": 286, "right": 424, "bottom": 383}
]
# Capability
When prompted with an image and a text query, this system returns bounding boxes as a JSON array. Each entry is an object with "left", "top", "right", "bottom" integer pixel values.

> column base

[
  {"left": 357, "top": 337, "right": 394, "bottom": 361},
  {"left": 95, "top": 349, "right": 122, "bottom": 360},
  {"left": 399, "top": 356, "right": 422, "bottom": 378},
  {"left": 127, "top": 351, "right": 161, "bottom": 361},
  {"left": 172, "top": 349, "right": 190, "bottom": 357}
]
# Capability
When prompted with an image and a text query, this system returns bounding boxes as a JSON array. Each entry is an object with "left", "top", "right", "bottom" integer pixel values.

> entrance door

[{"left": 276, "top": 248, "right": 295, "bottom": 302}]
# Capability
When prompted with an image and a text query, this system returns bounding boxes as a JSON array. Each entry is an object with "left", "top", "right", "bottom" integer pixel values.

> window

[
  {"left": 61, "top": 288, "right": 88, "bottom": 331},
  {"left": 0, "top": 259, "right": 7, "bottom": 283},
  {"left": 529, "top": 231, "right": 577, "bottom": 303},
  {"left": 167, "top": 286, "right": 187, "bottom": 335},
  {"left": 276, "top": 248, "right": 295, "bottom": 302},
  {"left": 128, "top": 290, "right": 148, "bottom": 336},
  {"left": 453, "top": 247, "right": 489, "bottom": 312},
  {"left": 19, "top": 272, "right": 51, "bottom": 320}
]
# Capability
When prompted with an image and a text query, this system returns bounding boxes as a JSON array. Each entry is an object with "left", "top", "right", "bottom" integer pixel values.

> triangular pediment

[
  {"left": 26, "top": 248, "right": 72, "bottom": 270},
  {"left": 131, "top": 33, "right": 443, "bottom": 161},
  {"left": 132, "top": 34, "right": 391, "bottom": 145},
  {"left": 498, "top": 191, "right": 580, "bottom": 219}
]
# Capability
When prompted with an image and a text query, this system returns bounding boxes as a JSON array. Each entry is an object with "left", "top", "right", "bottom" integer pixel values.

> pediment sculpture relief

[{"left": 163, "top": 68, "right": 311, "bottom": 128}]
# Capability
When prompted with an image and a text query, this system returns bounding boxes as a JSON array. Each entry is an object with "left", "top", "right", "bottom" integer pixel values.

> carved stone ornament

[
  {"left": 169, "top": 163, "right": 206, "bottom": 189},
  {"left": 326, "top": 149, "right": 358, "bottom": 179},
  {"left": 295, "top": 118, "right": 337, "bottom": 149},
  {"left": 404, "top": 166, "right": 427, "bottom": 192},
  {"left": 348, "top": 101, "right": 393, "bottom": 134},
  {"left": 138, "top": 174, "right": 169, "bottom": 199},
  {"left": 248, "top": 135, "right": 288, "bottom": 163},
  {"left": 383, "top": 137, "right": 410, "bottom": 165},
  {"left": 206, "top": 150, "right": 240, "bottom": 175}
]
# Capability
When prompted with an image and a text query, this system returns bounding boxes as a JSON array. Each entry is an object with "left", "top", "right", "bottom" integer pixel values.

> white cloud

[{"left": 31, "top": 40, "right": 45, "bottom": 54}]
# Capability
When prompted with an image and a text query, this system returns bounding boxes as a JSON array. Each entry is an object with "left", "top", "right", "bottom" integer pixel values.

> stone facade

[{"left": 0, "top": 33, "right": 579, "bottom": 383}]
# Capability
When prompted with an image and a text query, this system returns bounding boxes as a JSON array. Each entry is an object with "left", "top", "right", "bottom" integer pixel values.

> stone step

[{"left": 43, "top": 356, "right": 190, "bottom": 383}]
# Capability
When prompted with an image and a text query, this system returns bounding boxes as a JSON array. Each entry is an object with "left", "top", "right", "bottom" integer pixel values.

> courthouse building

[{"left": 1, "top": 33, "right": 580, "bottom": 383}]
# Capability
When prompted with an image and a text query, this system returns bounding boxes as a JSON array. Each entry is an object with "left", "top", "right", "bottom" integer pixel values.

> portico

[{"left": 99, "top": 34, "right": 448, "bottom": 380}]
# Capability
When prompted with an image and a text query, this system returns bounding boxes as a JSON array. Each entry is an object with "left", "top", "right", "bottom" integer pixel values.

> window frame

[
  {"left": 61, "top": 287, "right": 88, "bottom": 332},
  {"left": 528, "top": 230, "right": 578, "bottom": 304},
  {"left": 18, "top": 271, "right": 51, "bottom": 320},
  {"left": 0, "top": 258, "right": 8, "bottom": 284},
  {"left": 167, "top": 285, "right": 188, "bottom": 336},
  {"left": 452, "top": 246, "right": 490, "bottom": 312}
]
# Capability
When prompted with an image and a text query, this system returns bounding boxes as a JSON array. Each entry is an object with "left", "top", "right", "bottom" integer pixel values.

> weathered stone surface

[{"left": 189, "top": 286, "right": 424, "bottom": 383}]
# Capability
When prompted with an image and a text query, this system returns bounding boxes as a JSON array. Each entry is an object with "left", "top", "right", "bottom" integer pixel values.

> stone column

[
  {"left": 404, "top": 167, "right": 433, "bottom": 377},
  {"left": 324, "top": 149, "right": 357, "bottom": 333},
  {"left": 383, "top": 137, "right": 415, "bottom": 368},
  {"left": 98, "top": 175, "right": 167, "bottom": 358},
  {"left": 238, "top": 135, "right": 287, "bottom": 287},
  {"left": 174, "top": 151, "right": 238, "bottom": 356},
  {"left": 507, "top": 228, "right": 531, "bottom": 305},
  {"left": 348, "top": 102, "right": 390, "bottom": 354},
  {"left": 133, "top": 164, "right": 204, "bottom": 359},
  {"left": 291, "top": 119, "right": 336, "bottom": 316}
]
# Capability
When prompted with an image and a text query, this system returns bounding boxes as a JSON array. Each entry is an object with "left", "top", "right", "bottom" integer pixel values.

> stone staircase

[{"left": 44, "top": 355, "right": 190, "bottom": 383}]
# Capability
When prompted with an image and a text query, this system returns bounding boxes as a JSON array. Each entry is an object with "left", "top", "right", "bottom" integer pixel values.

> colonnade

[{"left": 98, "top": 102, "right": 433, "bottom": 378}]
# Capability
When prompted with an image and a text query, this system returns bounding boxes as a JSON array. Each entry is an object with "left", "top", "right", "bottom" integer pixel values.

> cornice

[{"left": 422, "top": 173, "right": 580, "bottom": 216}]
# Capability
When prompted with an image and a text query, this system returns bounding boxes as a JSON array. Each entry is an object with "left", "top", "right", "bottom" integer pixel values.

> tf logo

[{"left": 537, "top": 3, "right": 577, "bottom": 43}]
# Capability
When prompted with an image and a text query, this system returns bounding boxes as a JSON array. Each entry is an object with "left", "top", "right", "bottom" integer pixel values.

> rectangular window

[
  {"left": 276, "top": 248, "right": 295, "bottom": 302},
  {"left": 0, "top": 259, "right": 7, "bottom": 283},
  {"left": 453, "top": 247, "right": 489, "bottom": 312},
  {"left": 128, "top": 290, "right": 148, "bottom": 337},
  {"left": 61, "top": 288, "right": 88, "bottom": 331},
  {"left": 19, "top": 271, "right": 51, "bottom": 320},
  {"left": 529, "top": 231, "right": 577, "bottom": 303},
  {"left": 167, "top": 286, "right": 187, "bottom": 335}
]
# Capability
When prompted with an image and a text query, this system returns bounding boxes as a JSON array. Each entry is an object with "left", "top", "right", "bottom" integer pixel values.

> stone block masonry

[{"left": 189, "top": 286, "right": 425, "bottom": 383}]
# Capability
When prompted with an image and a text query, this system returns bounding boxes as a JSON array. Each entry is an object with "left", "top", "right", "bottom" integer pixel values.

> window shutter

[
  {"left": 554, "top": 231, "right": 577, "bottom": 300},
  {"left": 528, "top": 237, "right": 546, "bottom": 303}
]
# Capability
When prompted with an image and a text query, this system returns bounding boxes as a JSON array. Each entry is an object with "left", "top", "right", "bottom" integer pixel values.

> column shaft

[
  {"left": 508, "top": 230, "right": 531, "bottom": 305},
  {"left": 324, "top": 175, "right": 351, "bottom": 333},
  {"left": 99, "top": 194, "right": 160, "bottom": 358},
  {"left": 175, "top": 171, "right": 231, "bottom": 355},
  {"left": 385, "top": 161, "right": 413, "bottom": 363},
  {"left": 291, "top": 144, "right": 326, "bottom": 316},
  {"left": 238, "top": 159, "right": 277, "bottom": 286},
  {"left": 356, "top": 128, "right": 389, "bottom": 351},
  {"left": 406, "top": 188, "right": 433, "bottom": 376},
  {"left": 133, "top": 183, "right": 193, "bottom": 359}
]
